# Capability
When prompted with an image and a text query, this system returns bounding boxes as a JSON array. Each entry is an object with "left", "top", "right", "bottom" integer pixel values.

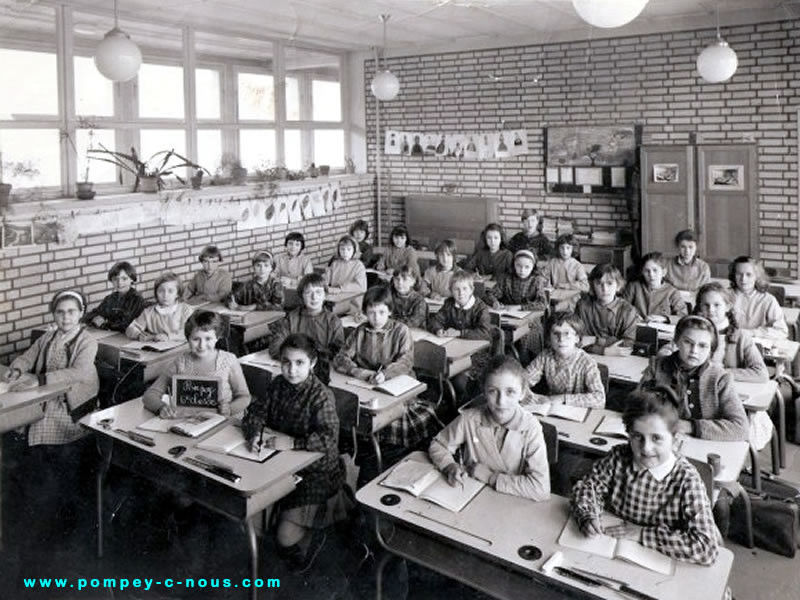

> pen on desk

[
  {"left": 258, "top": 425, "right": 265, "bottom": 450},
  {"left": 122, "top": 430, "right": 156, "bottom": 447},
  {"left": 457, "top": 453, "right": 465, "bottom": 490}
]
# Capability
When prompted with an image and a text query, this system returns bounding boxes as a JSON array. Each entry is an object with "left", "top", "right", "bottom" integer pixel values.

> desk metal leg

[
  {"left": 773, "top": 389, "right": 786, "bottom": 469},
  {"left": 371, "top": 434, "right": 383, "bottom": 475},
  {"left": 245, "top": 516, "right": 259, "bottom": 600},
  {"left": 749, "top": 443, "right": 762, "bottom": 493},
  {"left": 96, "top": 438, "right": 113, "bottom": 558}
]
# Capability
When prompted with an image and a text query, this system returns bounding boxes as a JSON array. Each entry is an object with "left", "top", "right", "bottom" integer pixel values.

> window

[
  {"left": 196, "top": 68, "right": 221, "bottom": 119},
  {"left": 0, "top": 129, "right": 61, "bottom": 187},
  {"left": 286, "top": 76, "right": 300, "bottom": 121},
  {"left": 0, "top": 49, "right": 58, "bottom": 119},
  {"left": 138, "top": 63, "right": 184, "bottom": 119},
  {"left": 239, "top": 130, "right": 276, "bottom": 171},
  {"left": 314, "top": 130, "right": 344, "bottom": 168},
  {"left": 312, "top": 80, "right": 341, "bottom": 122},
  {"left": 74, "top": 56, "right": 114, "bottom": 117},
  {"left": 197, "top": 129, "right": 222, "bottom": 174},
  {"left": 237, "top": 72, "right": 274, "bottom": 121},
  {"left": 77, "top": 129, "right": 116, "bottom": 184},
  {"left": 139, "top": 130, "right": 188, "bottom": 183},
  {"left": 284, "top": 130, "right": 302, "bottom": 170}
]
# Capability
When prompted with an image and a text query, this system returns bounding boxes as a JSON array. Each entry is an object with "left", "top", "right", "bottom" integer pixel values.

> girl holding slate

[
  {"left": 242, "top": 334, "right": 349, "bottom": 572},
  {"left": 142, "top": 311, "right": 250, "bottom": 418}
]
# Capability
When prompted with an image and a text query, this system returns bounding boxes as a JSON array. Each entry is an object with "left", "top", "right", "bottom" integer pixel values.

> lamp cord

[{"left": 114, "top": 0, "right": 119, "bottom": 28}]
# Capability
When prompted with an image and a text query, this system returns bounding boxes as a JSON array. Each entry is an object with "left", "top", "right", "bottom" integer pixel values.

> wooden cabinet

[{"left": 641, "top": 144, "right": 758, "bottom": 274}]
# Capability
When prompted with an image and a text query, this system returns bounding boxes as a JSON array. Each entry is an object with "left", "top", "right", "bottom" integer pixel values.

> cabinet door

[
  {"left": 697, "top": 145, "right": 758, "bottom": 267},
  {"left": 640, "top": 145, "right": 695, "bottom": 254}
]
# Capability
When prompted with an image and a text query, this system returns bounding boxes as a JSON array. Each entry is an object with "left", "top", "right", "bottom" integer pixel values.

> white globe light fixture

[
  {"left": 94, "top": 0, "right": 141, "bottom": 82},
  {"left": 697, "top": 37, "right": 738, "bottom": 83},
  {"left": 572, "top": 0, "right": 649, "bottom": 28},
  {"left": 371, "top": 14, "right": 400, "bottom": 101}
]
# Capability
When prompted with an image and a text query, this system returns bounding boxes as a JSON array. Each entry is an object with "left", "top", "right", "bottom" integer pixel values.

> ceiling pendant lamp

[
  {"left": 572, "top": 0, "right": 649, "bottom": 29},
  {"left": 94, "top": 0, "right": 142, "bottom": 82},
  {"left": 696, "top": 3, "right": 738, "bottom": 84},
  {"left": 370, "top": 14, "right": 400, "bottom": 101}
]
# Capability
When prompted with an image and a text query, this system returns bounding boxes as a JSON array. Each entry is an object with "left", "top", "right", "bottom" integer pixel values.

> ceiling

[{"left": 5, "top": 0, "right": 800, "bottom": 53}]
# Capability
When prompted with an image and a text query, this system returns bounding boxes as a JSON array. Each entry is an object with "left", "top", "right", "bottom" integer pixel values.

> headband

[
  {"left": 53, "top": 290, "right": 84, "bottom": 311},
  {"left": 253, "top": 251, "right": 273, "bottom": 263},
  {"left": 514, "top": 249, "right": 536, "bottom": 262}
]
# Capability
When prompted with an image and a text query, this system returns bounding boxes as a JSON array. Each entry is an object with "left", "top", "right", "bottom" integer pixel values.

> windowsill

[{"left": 2, "top": 173, "right": 373, "bottom": 217}]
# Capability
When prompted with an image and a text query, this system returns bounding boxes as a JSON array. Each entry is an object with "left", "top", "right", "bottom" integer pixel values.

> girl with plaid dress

[
  {"left": 571, "top": 384, "right": 720, "bottom": 565},
  {"left": 227, "top": 251, "right": 284, "bottom": 311},
  {"left": 242, "top": 334, "right": 349, "bottom": 571}
]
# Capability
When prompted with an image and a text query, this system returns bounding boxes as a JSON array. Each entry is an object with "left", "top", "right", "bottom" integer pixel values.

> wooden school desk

[
  {"left": 282, "top": 287, "right": 363, "bottom": 315},
  {"left": 82, "top": 399, "right": 321, "bottom": 600},
  {"left": 358, "top": 452, "right": 734, "bottom": 600},
  {"left": 0, "top": 365, "right": 73, "bottom": 550},
  {"left": 202, "top": 303, "right": 285, "bottom": 356},
  {"left": 409, "top": 328, "right": 490, "bottom": 378},
  {"left": 238, "top": 352, "right": 427, "bottom": 472}
]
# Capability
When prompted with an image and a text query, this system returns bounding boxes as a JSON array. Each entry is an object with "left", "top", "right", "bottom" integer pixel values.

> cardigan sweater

[
  {"left": 428, "top": 296, "right": 492, "bottom": 340},
  {"left": 665, "top": 256, "right": 711, "bottom": 292},
  {"left": 84, "top": 288, "right": 146, "bottom": 332},
  {"left": 429, "top": 406, "right": 550, "bottom": 501},
  {"left": 460, "top": 248, "right": 513, "bottom": 279},
  {"left": 574, "top": 295, "right": 640, "bottom": 351},
  {"left": 323, "top": 258, "right": 367, "bottom": 294},
  {"left": 733, "top": 288, "right": 788, "bottom": 339},
  {"left": 641, "top": 353, "right": 749, "bottom": 441},
  {"left": 184, "top": 269, "right": 232, "bottom": 302},
  {"left": 622, "top": 281, "right": 688, "bottom": 321},
  {"left": 126, "top": 302, "right": 194, "bottom": 341},
  {"left": 333, "top": 318, "right": 414, "bottom": 380},
  {"left": 543, "top": 257, "right": 589, "bottom": 292}
]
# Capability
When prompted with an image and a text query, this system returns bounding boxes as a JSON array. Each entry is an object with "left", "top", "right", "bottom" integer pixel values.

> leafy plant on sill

[
  {"left": 60, "top": 117, "right": 99, "bottom": 184},
  {"left": 88, "top": 145, "right": 210, "bottom": 191}
]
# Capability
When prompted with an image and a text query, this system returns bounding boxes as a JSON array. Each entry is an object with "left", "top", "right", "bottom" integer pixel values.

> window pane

[
  {"left": 312, "top": 80, "right": 341, "bottom": 121},
  {"left": 74, "top": 56, "right": 114, "bottom": 117},
  {"left": 239, "top": 130, "right": 276, "bottom": 171},
  {"left": 0, "top": 49, "right": 58, "bottom": 118},
  {"left": 196, "top": 68, "right": 221, "bottom": 119},
  {"left": 314, "top": 130, "right": 344, "bottom": 168},
  {"left": 0, "top": 129, "right": 60, "bottom": 187},
  {"left": 286, "top": 76, "right": 300, "bottom": 121},
  {"left": 284, "top": 130, "right": 302, "bottom": 170},
  {"left": 139, "top": 130, "right": 187, "bottom": 180},
  {"left": 138, "top": 63, "right": 184, "bottom": 119},
  {"left": 197, "top": 130, "right": 222, "bottom": 174},
  {"left": 237, "top": 72, "right": 274, "bottom": 121},
  {"left": 78, "top": 129, "right": 116, "bottom": 184}
]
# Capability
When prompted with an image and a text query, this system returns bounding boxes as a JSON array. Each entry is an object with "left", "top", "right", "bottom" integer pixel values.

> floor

[{"left": 1, "top": 436, "right": 799, "bottom": 600}]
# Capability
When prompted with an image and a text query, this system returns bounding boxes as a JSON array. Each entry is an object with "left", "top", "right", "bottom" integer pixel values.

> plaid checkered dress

[
  {"left": 525, "top": 348, "right": 605, "bottom": 408},
  {"left": 391, "top": 290, "right": 429, "bottom": 329},
  {"left": 486, "top": 273, "right": 548, "bottom": 355},
  {"left": 84, "top": 289, "right": 146, "bottom": 332},
  {"left": 231, "top": 276, "right": 284, "bottom": 310},
  {"left": 242, "top": 374, "right": 344, "bottom": 508},
  {"left": 571, "top": 445, "right": 719, "bottom": 565}
]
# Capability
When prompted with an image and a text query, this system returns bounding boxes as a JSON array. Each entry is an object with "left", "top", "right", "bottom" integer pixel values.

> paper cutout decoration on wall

[{"left": 385, "top": 129, "right": 529, "bottom": 161}]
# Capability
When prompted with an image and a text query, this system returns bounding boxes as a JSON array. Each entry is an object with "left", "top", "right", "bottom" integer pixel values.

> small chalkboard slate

[{"left": 172, "top": 375, "right": 221, "bottom": 409}]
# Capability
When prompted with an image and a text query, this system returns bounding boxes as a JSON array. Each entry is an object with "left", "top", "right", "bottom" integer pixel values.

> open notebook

[
  {"left": 380, "top": 459, "right": 484, "bottom": 513},
  {"left": 137, "top": 411, "right": 226, "bottom": 438},
  {"left": 490, "top": 306, "right": 532, "bottom": 320},
  {"left": 196, "top": 423, "right": 278, "bottom": 462},
  {"left": 558, "top": 515, "right": 675, "bottom": 575},
  {"left": 593, "top": 414, "right": 628, "bottom": 438},
  {"left": 346, "top": 374, "right": 422, "bottom": 397},
  {"left": 410, "top": 329, "right": 453, "bottom": 346},
  {"left": 520, "top": 397, "right": 589, "bottom": 422},
  {"left": 122, "top": 339, "right": 185, "bottom": 353}
]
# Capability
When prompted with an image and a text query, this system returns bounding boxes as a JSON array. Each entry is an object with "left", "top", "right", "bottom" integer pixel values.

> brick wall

[
  {"left": 365, "top": 20, "right": 799, "bottom": 272},
  {"left": 0, "top": 175, "right": 375, "bottom": 363}
]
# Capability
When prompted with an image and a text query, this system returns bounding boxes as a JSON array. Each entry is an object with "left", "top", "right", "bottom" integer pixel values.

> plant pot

[
  {"left": 0, "top": 183, "right": 12, "bottom": 208},
  {"left": 232, "top": 167, "right": 248, "bottom": 186},
  {"left": 138, "top": 176, "right": 159, "bottom": 193},
  {"left": 191, "top": 174, "right": 203, "bottom": 190},
  {"left": 308, "top": 165, "right": 319, "bottom": 178},
  {"left": 75, "top": 181, "right": 95, "bottom": 200},
  {"left": 319, "top": 165, "right": 330, "bottom": 176}
]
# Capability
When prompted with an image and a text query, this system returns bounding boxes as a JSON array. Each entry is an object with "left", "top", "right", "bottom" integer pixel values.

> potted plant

[
  {"left": 89, "top": 145, "right": 209, "bottom": 193},
  {"left": 318, "top": 164, "right": 330, "bottom": 176},
  {"left": 213, "top": 153, "right": 248, "bottom": 186},
  {"left": 76, "top": 128, "right": 96, "bottom": 200},
  {"left": 0, "top": 158, "right": 40, "bottom": 208}
]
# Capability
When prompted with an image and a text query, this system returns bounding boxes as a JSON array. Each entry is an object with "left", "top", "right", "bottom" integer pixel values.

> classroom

[{"left": 1, "top": 0, "right": 800, "bottom": 599}]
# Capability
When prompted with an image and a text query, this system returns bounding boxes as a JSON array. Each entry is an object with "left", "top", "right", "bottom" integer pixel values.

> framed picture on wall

[
  {"left": 708, "top": 165, "right": 744, "bottom": 190},
  {"left": 653, "top": 163, "right": 679, "bottom": 183}
]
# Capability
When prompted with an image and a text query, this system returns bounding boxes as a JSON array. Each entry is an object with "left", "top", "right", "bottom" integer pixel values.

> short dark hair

[
  {"left": 728, "top": 255, "right": 769, "bottom": 293},
  {"left": 49, "top": 289, "right": 87, "bottom": 313},
  {"left": 285, "top": 231, "right": 306, "bottom": 251},
  {"left": 362, "top": 284, "right": 394, "bottom": 313},
  {"left": 624, "top": 382, "right": 681, "bottom": 433},
  {"left": 588, "top": 263, "right": 624, "bottom": 296},
  {"left": 108, "top": 261, "right": 138, "bottom": 283},
  {"left": 279, "top": 333, "right": 318, "bottom": 362},
  {"left": 390, "top": 225, "right": 409, "bottom": 246},
  {"left": 199, "top": 245, "right": 223, "bottom": 262},
  {"left": 674, "top": 229, "right": 699, "bottom": 245},
  {"left": 555, "top": 233, "right": 579, "bottom": 256},
  {"left": 184, "top": 310, "right": 222, "bottom": 339},
  {"left": 640, "top": 251, "right": 667, "bottom": 273},
  {"left": 153, "top": 271, "right": 184, "bottom": 299},
  {"left": 349, "top": 219, "right": 370, "bottom": 239},
  {"left": 544, "top": 311, "right": 584, "bottom": 341},
  {"left": 392, "top": 264, "right": 418, "bottom": 282},
  {"left": 434, "top": 239, "right": 457, "bottom": 257},
  {"left": 482, "top": 223, "right": 507, "bottom": 249},
  {"left": 673, "top": 314, "right": 719, "bottom": 354},
  {"left": 483, "top": 355, "right": 527, "bottom": 391},
  {"left": 297, "top": 272, "right": 325, "bottom": 298},
  {"left": 337, "top": 235, "right": 358, "bottom": 257}
]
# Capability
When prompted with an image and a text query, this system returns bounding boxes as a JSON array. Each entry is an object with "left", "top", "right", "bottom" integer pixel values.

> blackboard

[{"left": 172, "top": 375, "right": 221, "bottom": 409}]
